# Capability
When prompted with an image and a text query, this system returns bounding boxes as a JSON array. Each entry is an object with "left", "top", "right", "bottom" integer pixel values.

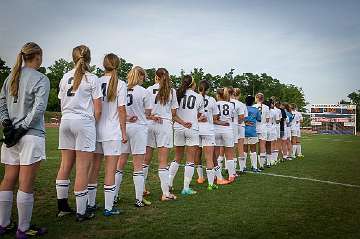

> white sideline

[{"left": 248, "top": 171, "right": 360, "bottom": 188}]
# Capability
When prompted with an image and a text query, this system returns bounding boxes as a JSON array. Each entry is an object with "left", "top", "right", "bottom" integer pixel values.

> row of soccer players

[{"left": 0, "top": 42, "right": 303, "bottom": 238}]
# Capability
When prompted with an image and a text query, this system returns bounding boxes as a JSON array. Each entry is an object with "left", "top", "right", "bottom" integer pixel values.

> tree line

[{"left": 0, "top": 57, "right": 307, "bottom": 112}]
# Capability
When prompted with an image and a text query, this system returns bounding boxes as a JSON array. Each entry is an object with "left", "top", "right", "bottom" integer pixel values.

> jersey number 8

[{"left": 218, "top": 104, "right": 230, "bottom": 116}]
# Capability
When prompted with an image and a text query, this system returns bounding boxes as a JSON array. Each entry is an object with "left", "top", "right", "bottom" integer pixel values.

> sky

[{"left": 0, "top": 0, "right": 359, "bottom": 104}]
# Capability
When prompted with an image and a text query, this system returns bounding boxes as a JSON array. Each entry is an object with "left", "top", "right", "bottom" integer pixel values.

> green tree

[
  {"left": 347, "top": 90, "right": 360, "bottom": 131},
  {"left": 0, "top": 58, "right": 11, "bottom": 88}
]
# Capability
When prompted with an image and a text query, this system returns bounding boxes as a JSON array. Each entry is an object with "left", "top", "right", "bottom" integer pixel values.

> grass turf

[{"left": 1, "top": 129, "right": 360, "bottom": 239}]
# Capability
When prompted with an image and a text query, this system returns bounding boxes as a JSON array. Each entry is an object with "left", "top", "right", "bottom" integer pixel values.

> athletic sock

[
  {"left": 214, "top": 165, "right": 223, "bottom": 180},
  {"left": 114, "top": 170, "right": 123, "bottom": 200},
  {"left": 74, "top": 190, "right": 88, "bottom": 215},
  {"left": 238, "top": 157, "right": 245, "bottom": 172},
  {"left": 227, "top": 159, "right": 236, "bottom": 177},
  {"left": 266, "top": 154, "right": 272, "bottom": 166},
  {"left": 298, "top": 145, "right": 302, "bottom": 155},
  {"left": 56, "top": 179, "right": 70, "bottom": 199},
  {"left": 87, "top": 183, "right": 97, "bottom": 207},
  {"left": 233, "top": 158, "right": 238, "bottom": 171},
  {"left": 133, "top": 171, "right": 144, "bottom": 201},
  {"left": 273, "top": 150, "right": 279, "bottom": 162},
  {"left": 17, "top": 191, "right": 33, "bottom": 232},
  {"left": 259, "top": 153, "right": 266, "bottom": 168},
  {"left": 143, "top": 164, "right": 149, "bottom": 190},
  {"left": 206, "top": 168, "right": 215, "bottom": 186},
  {"left": 104, "top": 184, "right": 116, "bottom": 211},
  {"left": 168, "top": 161, "right": 180, "bottom": 187},
  {"left": 217, "top": 156, "right": 224, "bottom": 170},
  {"left": 292, "top": 145, "right": 297, "bottom": 157},
  {"left": 158, "top": 168, "right": 170, "bottom": 196},
  {"left": 183, "top": 162, "right": 195, "bottom": 190},
  {"left": 251, "top": 152, "right": 258, "bottom": 169},
  {"left": 196, "top": 165, "right": 204, "bottom": 179},
  {"left": 0, "top": 191, "right": 13, "bottom": 227}
]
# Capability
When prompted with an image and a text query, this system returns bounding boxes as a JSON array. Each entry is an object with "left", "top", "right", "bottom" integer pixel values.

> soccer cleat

[
  {"left": 0, "top": 221, "right": 16, "bottom": 236},
  {"left": 216, "top": 178, "right": 231, "bottom": 185},
  {"left": 16, "top": 225, "right": 47, "bottom": 239},
  {"left": 243, "top": 167, "right": 248, "bottom": 172},
  {"left": 181, "top": 188, "right": 197, "bottom": 195},
  {"left": 207, "top": 184, "right": 219, "bottom": 190},
  {"left": 57, "top": 199, "right": 75, "bottom": 218},
  {"left": 86, "top": 204, "right": 100, "bottom": 213},
  {"left": 143, "top": 198, "right": 152, "bottom": 206},
  {"left": 113, "top": 197, "right": 119, "bottom": 205},
  {"left": 298, "top": 155, "right": 304, "bottom": 159},
  {"left": 169, "top": 186, "right": 175, "bottom": 193},
  {"left": 134, "top": 199, "right": 145, "bottom": 207},
  {"left": 76, "top": 211, "right": 95, "bottom": 222},
  {"left": 259, "top": 167, "right": 264, "bottom": 170},
  {"left": 103, "top": 207, "right": 121, "bottom": 217},
  {"left": 143, "top": 189, "right": 151, "bottom": 197},
  {"left": 197, "top": 177, "right": 205, "bottom": 184},
  {"left": 161, "top": 193, "right": 177, "bottom": 201},
  {"left": 228, "top": 176, "right": 236, "bottom": 183}
]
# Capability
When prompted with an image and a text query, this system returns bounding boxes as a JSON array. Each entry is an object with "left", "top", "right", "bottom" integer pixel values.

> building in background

[{"left": 310, "top": 104, "right": 356, "bottom": 135}]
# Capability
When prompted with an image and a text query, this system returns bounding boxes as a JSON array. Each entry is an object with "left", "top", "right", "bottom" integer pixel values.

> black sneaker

[
  {"left": 134, "top": 199, "right": 145, "bottom": 208},
  {"left": 57, "top": 199, "right": 75, "bottom": 217},
  {"left": 86, "top": 204, "right": 100, "bottom": 213},
  {"left": 0, "top": 221, "right": 16, "bottom": 236},
  {"left": 16, "top": 225, "right": 47, "bottom": 239},
  {"left": 76, "top": 211, "right": 95, "bottom": 222}
]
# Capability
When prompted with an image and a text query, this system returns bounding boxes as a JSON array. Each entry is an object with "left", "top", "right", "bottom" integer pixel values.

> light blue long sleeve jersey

[
  {"left": 0, "top": 67, "right": 50, "bottom": 137},
  {"left": 245, "top": 106, "right": 261, "bottom": 137}
]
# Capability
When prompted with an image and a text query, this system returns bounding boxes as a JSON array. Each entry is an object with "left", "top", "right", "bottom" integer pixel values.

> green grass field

[{"left": 1, "top": 129, "right": 360, "bottom": 239}]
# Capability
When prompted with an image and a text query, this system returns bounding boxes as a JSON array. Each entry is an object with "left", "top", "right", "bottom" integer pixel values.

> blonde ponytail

[
  {"left": 10, "top": 42, "right": 42, "bottom": 97},
  {"left": 72, "top": 45, "right": 91, "bottom": 91},
  {"left": 127, "top": 66, "right": 146, "bottom": 90},
  {"left": 103, "top": 53, "right": 120, "bottom": 102}
]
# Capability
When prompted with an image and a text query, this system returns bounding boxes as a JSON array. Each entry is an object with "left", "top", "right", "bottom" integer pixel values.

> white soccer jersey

[
  {"left": 230, "top": 99, "right": 246, "bottom": 125},
  {"left": 253, "top": 103, "right": 270, "bottom": 133},
  {"left": 269, "top": 109, "right": 278, "bottom": 126},
  {"left": 126, "top": 85, "right": 151, "bottom": 125},
  {"left": 239, "top": 101, "right": 248, "bottom": 126},
  {"left": 274, "top": 107, "right": 282, "bottom": 125},
  {"left": 291, "top": 110, "right": 302, "bottom": 130},
  {"left": 174, "top": 89, "right": 204, "bottom": 131},
  {"left": 214, "top": 101, "right": 234, "bottom": 133},
  {"left": 58, "top": 69, "right": 103, "bottom": 120},
  {"left": 146, "top": 83, "right": 178, "bottom": 122},
  {"left": 96, "top": 76, "right": 127, "bottom": 142},
  {"left": 199, "top": 95, "right": 219, "bottom": 135}
]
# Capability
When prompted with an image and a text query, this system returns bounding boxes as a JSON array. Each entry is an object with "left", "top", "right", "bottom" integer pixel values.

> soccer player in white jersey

[
  {"left": 214, "top": 88, "right": 237, "bottom": 182},
  {"left": 283, "top": 103, "right": 293, "bottom": 160},
  {"left": 169, "top": 75, "right": 205, "bottom": 195},
  {"left": 144, "top": 68, "right": 178, "bottom": 201},
  {"left": 229, "top": 88, "right": 247, "bottom": 173},
  {"left": 196, "top": 80, "right": 230, "bottom": 189},
  {"left": 273, "top": 100, "right": 283, "bottom": 164},
  {"left": 55, "top": 45, "right": 102, "bottom": 222},
  {"left": 264, "top": 99, "right": 278, "bottom": 167},
  {"left": 253, "top": 93, "right": 270, "bottom": 170},
  {"left": 115, "top": 66, "right": 153, "bottom": 207},
  {"left": 87, "top": 54, "right": 127, "bottom": 216},
  {"left": 0, "top": 42, "right": 49, "bottom": 238},
  {"left": 290, "top": 104, "right": 303, "bottom": 158}
]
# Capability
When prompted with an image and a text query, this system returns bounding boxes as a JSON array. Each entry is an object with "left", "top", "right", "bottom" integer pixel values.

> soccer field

[{"left": 1, "top": 129, "right": 360, "bottom": 239}]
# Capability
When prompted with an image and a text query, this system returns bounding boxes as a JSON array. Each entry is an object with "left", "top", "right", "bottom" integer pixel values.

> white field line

[
  {"left": 46, "top": 157, "right": 360, "bottom": 188},
  {"left": 247, "top": 171, "right": 360, "bottom": 188}
]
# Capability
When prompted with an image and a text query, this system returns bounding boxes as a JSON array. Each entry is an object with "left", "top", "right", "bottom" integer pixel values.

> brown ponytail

[
  {"left": 176, "top": 75, "right": 194, "bottom": 104},
  {"left": 72, "top": 45, "right": 91, "bottom": 92},
  {"left": 103, "top": 53, "right": 120, "bottom": 102},
  {"left": 10, "top": 42, "right": 42, "bottom": 97},
  {"left": 155, "top": 68, "right": 172, "bottom": 105},
  {"left": 198, "top": 80, "right": 210, "bottom": 97},
  {"left": 216, "top": 87, "right": 230, "bottom": 101}
]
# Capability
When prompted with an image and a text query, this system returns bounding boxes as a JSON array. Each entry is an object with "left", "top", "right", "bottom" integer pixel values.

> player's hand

[
  {"left": 128, "top": 116, "right": 138, "bottom": 123},
  {"left": 153, "top": 116, "right": 163, "bottom": 124},
  {"left": 183, "top": 122, "right": 192, "bottom": 129},
  {"left": 121, "top": 136, "right": 128, "bottom": 144},
  {"left": 223, "top": 122, "right": 230, "bottom": 126},
  {"left": 198, "top": 115, "right": 207, "bottom": 122}
]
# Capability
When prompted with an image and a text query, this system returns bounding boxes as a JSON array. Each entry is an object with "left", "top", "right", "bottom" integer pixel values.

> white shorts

[
  {"left": 291, "top": 128, "right": 301, "bottom": 137},
  {"left": 215, "top": 131, "right": 234, "bottom": 147},
  {"left": 95, "top": 140, "right": 122, "bottom": 156},
  {"left": 199, "top": 135, "right": 216, "bottom": 147},
  {"left": 276, "top": 125, "right": 281, "bottom": 139},
  {"left": 233, "top": 126, "right": 239, "bottom": 144},
  {"left": 238, "top": 126, "right": 245, "bottom": 139},
  {"left": 59, "top": 119, "right": 96, "bottom": 152},
  {"left": 147, "top": 121, "right": 173, "bottom": 148},
  {"left": 174, "top": 128, "right": 200, "bottom": 147},
  {"left": 244, "top": 137, "right": 259, "bottom": 145},
  {"left": 282, "top": 127, "right": 291, "bottom": 140},
  {"left": 266, "top": 127, "right": 277, "bottom": 142},
  {"left": 122, "top": 123, "right": 148, "bottom": 154},
  {"left": 257, "top": 131, "right": 267, "bottom": 141},
  {"left": 1, "top": 135, "right": 46, "bottom": 166}
]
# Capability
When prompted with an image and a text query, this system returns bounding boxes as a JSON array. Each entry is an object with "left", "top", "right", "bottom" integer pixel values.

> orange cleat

[
  {"left": 228, "top": 176, "right": 236, "bottom": 183},
  {"left": 216, "top": 178, "right": 231, "bottom": 185},
  {"left": 197, "top": 177, "right": 205, "bottom": 184}
]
